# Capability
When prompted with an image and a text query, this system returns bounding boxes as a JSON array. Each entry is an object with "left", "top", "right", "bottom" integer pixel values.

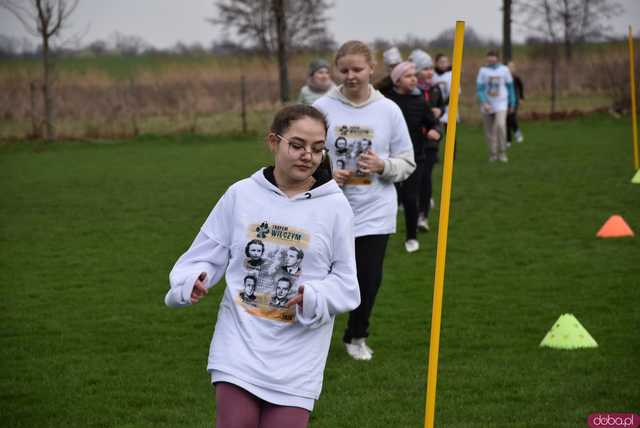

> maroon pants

[{"left": 215, "top": 382, "right": 310, "bottom": 428}]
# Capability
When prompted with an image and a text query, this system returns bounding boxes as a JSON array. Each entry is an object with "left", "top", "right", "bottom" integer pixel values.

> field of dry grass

[{"left": 0, "top": 41, "right": 633, "bottom": 139}]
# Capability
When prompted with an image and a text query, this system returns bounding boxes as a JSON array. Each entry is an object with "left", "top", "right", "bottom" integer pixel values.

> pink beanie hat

[{"left": 390, "top": 61, "right": 415, "bottom": 84}]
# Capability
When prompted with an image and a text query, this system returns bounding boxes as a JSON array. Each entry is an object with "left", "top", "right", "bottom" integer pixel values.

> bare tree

[
  {"left": 430, "top": 25, "right": 492, "bottom": 49},
  {"left": 209, "top": 0, "right": 334, "bottom": 54},
  {"left": 502, "top": 0, "right": 512, "bottom": 63},
  {"left": 210, "top": 0, "right": 332, "bottom": 103},
  {"left": 271, "top": 0, "right": 289, "bottom": 102},
  {"left": 0, "top": 0, "right": 80, "bottom": 140},
  {"left": 517, "top": 0, "right": 622, "bottom": 61},
  {"left": 110, "top": 32, "right": 151, "bottom": 56}
]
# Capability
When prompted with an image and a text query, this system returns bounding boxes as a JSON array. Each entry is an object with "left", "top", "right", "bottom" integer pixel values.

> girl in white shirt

[
  {"left": 165, "top": 104, "right": 360, "bottom": 427},
  {"left": 313, "top": 40, "right": 415, "bottom": 361}
]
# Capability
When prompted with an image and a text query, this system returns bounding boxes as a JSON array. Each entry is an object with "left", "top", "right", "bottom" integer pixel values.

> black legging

[
  {"left": 343, "top": 234, "right": 389, "bottom": 342},
  {"left": 419, "top": 149, "right": 439, "bottom": 219},
  {"left": 398, "top": 160, "right": 425, "bottom": 241},
  {"left": 507, "top": 108, "right": 519, "bottom": 143}
]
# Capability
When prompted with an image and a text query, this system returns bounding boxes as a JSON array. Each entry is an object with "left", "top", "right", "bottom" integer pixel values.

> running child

[
  {"left": 313, "top": 40, "right": 415, "bottom": 361},
  {"left": 165, "top": 104, "right": 360, "bottom": 427},
  {"left": 410, "top": 49, "right": 445, "bottom": 232},
  {"left": 381, "top": 61, "right": 441, "bottom": 252},
  {"left": 506, "top": 60, "right": 525, "bottom": 145},
  {"left": 476, "top": 50, "right": 516, "bottom": 162}
]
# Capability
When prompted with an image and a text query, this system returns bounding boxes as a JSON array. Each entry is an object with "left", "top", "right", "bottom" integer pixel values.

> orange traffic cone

[{"left": 596, "top": 215, "right": 635, "bottom": 238}]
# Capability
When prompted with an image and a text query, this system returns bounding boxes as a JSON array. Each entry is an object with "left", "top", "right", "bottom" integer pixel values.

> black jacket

[
  {"left": 419, "top": 82, "right": 445, "bottom": 119},
  {"left": 382, "top": 87, "right": 442, "bottom": 161},
  {"left": 374, "top": 75, "right": 393, "bottom": 93},
  {"left": 513, "top": 75, "right": 524, "bottom": 107}
]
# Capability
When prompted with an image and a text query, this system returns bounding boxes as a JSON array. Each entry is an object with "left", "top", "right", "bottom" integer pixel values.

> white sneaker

[
  {"left": 404, "top": 239, "right": 420, "bottom": 253},
  {"left": 345, "top": 339, "right": 372, "bottom": 360},
  {"left": 489, "top": 155, "right": 498, "bottom": 162},
  {"left": 498, "top": 153, "right": 509, "bottom": 163},
  {"left": 352, "top": 338, "right": 374, "bottom": 355},
  {"left": 418, "top": 215, "right": 430, "bottom": 232},
  {"left": 515, "top": 130, "right": 524, "bottom": 143}
]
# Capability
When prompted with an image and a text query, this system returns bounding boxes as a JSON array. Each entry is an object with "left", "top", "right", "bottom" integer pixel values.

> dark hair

[
  {"left": 487, "top": 50, "right": 499, "bottom": 57},
  {"left": 335, "top": 136, "right": 347, "bottom": 148},
  {"left": 269, "top": 104, "right": 332, "bottom": 180},
  {"left": 245, "top": 239, "right": 264, "bottom": 257},
  {"left": 276, "top": 277, "right": 292, "bottom": 287},
  {"left": 270, "top": 104, "right": 328, "bottom": 136},
  {"left": 243, "top": 275, "right": 257, "bottom": 285},
  {"left": 287, "top": 246, "right": 304, "bottom": 261},
  {"left": 435, "top": 53, "right": 446, "bottom": 62}
]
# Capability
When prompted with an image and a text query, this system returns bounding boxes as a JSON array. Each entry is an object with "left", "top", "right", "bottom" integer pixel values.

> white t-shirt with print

[{"left": 476, "top": 64, "right": 513, "bottom": 113}]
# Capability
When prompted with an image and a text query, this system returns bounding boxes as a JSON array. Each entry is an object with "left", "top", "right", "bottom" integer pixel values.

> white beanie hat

[
  {"left": 409, "top": 49, "right": 433, "bottom": 72},
  {"left": 383, "top": 47, "right": 402, "bottom": 67}
]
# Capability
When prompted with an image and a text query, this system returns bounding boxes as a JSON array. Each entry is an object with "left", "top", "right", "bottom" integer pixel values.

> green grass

[{"left": 1, "top": 115, "right": 638, "bottom": 427}]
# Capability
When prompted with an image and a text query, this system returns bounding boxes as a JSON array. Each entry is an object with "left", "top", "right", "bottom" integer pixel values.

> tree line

[{"left": 0, "top": 0, "right": 625, "bottom": 141}]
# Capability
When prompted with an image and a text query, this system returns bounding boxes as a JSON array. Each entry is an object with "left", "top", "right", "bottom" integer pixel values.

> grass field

[{"left": 1, "top": 114, "right": 638, "bottom": 427}]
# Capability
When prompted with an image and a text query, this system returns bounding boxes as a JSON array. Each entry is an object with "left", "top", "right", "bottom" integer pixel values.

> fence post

[
  {"left": 29, "top": 80, "right": 40, "bottom": 138},
  {"left": 241, "top": 75, "right": 247, "bottom": 134}
]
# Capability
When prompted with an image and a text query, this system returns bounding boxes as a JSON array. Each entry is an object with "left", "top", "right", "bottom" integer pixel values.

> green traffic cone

[
  {"left": 632, "top": 169, "right": 640, "bottom": 184},
  {"left": 540, "top": 314, "right": 598, "bottom": 350}
]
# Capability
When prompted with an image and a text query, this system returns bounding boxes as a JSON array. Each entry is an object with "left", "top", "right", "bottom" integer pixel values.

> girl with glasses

[{"left": 165, "top": 104, "right": 360, "bottom": 428}]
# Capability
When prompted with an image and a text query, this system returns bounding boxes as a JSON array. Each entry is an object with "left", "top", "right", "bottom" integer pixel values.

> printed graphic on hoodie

[
  {"left": 333, "top": 125, "right": 374, "bottom": 185},
  {"left": 238, "top": 221, "right": 309, "bottom": 323}
]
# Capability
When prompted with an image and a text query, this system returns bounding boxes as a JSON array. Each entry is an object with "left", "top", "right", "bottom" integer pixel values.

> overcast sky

[{"left": 1, "top": 0, "right": 639, "bottom": 50}]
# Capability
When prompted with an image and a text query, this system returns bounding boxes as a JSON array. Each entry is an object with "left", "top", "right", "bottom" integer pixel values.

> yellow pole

[
  {"left": 629, "top": 26, "right": 639, "bottom": 170},
  {"left": 424, "top": 20, "right": 465, "bottom": 428}
]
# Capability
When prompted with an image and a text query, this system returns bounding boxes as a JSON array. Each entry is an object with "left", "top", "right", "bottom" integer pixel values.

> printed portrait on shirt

[
  {"left": 488, "top": 76, "right": 501, "bottom": 97},
  {"left": 332, "top": 125, "right": 375, "bottom": 185},
  {"left": 244, "top": 239, "right": 266, "bottom": 268},
  {"left": 279, "top": 246, "right": 303, "bottom": 277},
  {"left": 240, "top": 275, "right": 258, "bottom": 305},
  {"left": 270, "top": 276, "right": 292, "bottom": 308},
  {"left": 238, "top": 221, "right": 310, "bottom": 323}
]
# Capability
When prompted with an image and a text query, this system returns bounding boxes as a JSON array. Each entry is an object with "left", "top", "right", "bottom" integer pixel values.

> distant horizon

[{"left": 1, "top": 0, "right": 638, "bottom": 52}]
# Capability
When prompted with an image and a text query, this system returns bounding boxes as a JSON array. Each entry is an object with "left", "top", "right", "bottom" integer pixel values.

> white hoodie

[
  {"left": 313, "top": 85, "right": 415, "bottom": 237},
  {"left": 165, "top": 168, "right": 360, "bottom": 403}
]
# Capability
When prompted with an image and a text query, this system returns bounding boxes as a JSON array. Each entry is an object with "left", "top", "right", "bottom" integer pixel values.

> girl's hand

[
  {"left": 427, "top": 129, "right": 441, "bottom": 140},
  {"left": 286, "top": 285, "right": 304, "bottom": 309},
  {"left": 432, "top": 107, "right": 442, "bottom": 118},
  {"left": 358, "top": 149, "right": 385, "bottom": 174},
  {"left": 190, "top": 272, "right": 208, "bottom": 304},
  {"left": 333, "top": 169, "right": 353, "bottom": 186}
]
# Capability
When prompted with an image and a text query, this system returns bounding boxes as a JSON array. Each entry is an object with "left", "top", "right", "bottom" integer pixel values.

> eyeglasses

[{"left": 276, "top": 134, "right": 326, "bottom": 160}]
